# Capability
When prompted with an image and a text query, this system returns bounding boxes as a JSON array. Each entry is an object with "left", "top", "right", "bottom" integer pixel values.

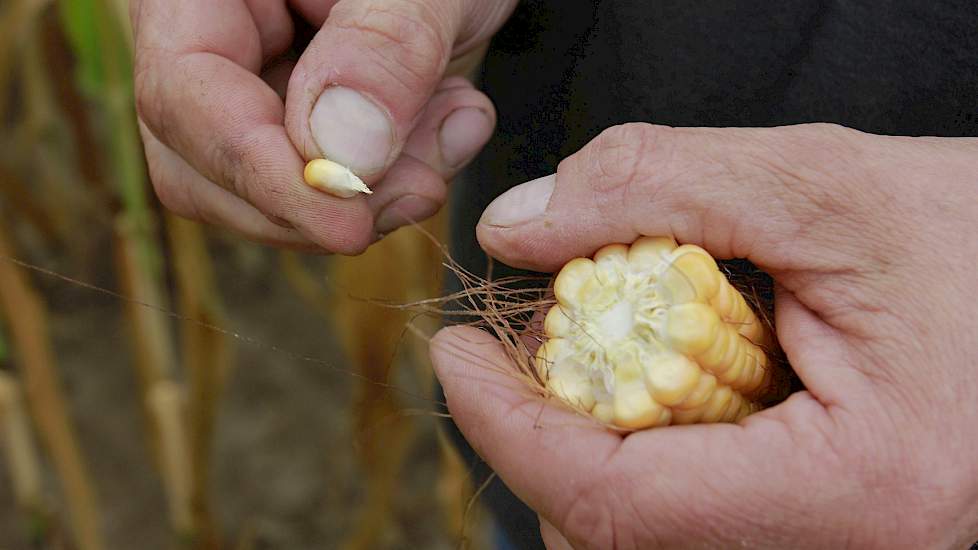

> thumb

[
  {"left": 476, "top": 122, "right": 874, "bottom": 273},
  {"left": 285, "top": 0, "right": 513, "bottom": 177}
]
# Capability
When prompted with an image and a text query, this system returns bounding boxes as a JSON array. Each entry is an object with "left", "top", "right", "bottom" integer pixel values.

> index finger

[
  {"left": 430, "top": 326, "right": 623, "bottom": 522},
  {"left": 132, "top": 0, "right": 375, "bottom": 253}
]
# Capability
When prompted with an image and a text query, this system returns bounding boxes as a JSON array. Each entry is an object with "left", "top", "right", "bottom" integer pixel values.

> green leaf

[{"left": 57, "top": 0, "right": 132, "bottom": 96}]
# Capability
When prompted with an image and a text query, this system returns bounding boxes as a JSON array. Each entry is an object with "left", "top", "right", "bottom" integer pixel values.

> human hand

[
  {"left": 131, "top": 0, "right": 515, "bottom": 251},
  {"left": 432, "top": 123, "right": 978, "bottom": 548}
]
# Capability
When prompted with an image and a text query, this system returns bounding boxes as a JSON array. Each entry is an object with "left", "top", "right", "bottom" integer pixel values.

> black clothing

[{"left": 443, "top": 2, "right": 978, "bottom": 547}]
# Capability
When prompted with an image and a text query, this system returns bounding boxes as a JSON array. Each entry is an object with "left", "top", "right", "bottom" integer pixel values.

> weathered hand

[
  {"left": 432, "top": 123, "right": 978, "bottom": 548},
  {"left": 131, "top": 0, "right": 515, "bottom": 250}
]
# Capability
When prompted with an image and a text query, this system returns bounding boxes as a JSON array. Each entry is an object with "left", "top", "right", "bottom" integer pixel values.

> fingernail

[
  {"left": 480, "top": 174, "right": 555, "bottom": 227},
  {"left": 438, "top": 107, "right": 493, "bottom": 168},
  {"left": 310, "top": 86, "right": 393, "bottom": 174},
  {"left": 375, "top": 195, "right": 441, "bottom": 235}
]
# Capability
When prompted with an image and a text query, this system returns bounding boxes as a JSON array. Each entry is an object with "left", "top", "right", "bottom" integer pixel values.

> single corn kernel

[
  {"left": 303, "top": 158, "right": 373, "bottom": 198},
  {"left": 644, "top": 352, "right": 702, "bottom": 407},
  {"left": 711, "top": 275, "right": 771, "bottom": 348},
  {"left": 544, "top": 304, "right": 574, "bottom": 338},
  {"left": 675, "top": 372, "right": 718, "bottom": 410},
  {"left": 535, "top": 338, "right": 596, "bottom": 410},
  {"left": 535, "top": 237, "right": 779, "bottom": 430}
]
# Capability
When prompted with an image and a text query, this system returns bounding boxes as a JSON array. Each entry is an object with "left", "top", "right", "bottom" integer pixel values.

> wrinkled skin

[
  {"left": 131, "top": 0, "right": 516, "bottom": 251},
  {"left": 432, "top": 123, "right": 978, "bottom": 549}
]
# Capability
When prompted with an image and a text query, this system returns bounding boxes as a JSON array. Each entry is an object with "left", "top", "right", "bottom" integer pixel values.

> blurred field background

[{"left": 0, "top": 1, "right": 491, "bottom": 548}]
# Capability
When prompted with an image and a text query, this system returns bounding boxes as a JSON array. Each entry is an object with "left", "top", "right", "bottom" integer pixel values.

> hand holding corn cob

[{"left": 434, "top": 123, "right": 978, "bottom": 549}]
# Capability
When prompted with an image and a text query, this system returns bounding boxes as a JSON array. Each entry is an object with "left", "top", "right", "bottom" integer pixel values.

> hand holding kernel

[
  {"left": 131, "top": 0, "right": 514, "bottom": 250},
  {"left": 433, "top": 123, "right": 978, "bottom": 548}
]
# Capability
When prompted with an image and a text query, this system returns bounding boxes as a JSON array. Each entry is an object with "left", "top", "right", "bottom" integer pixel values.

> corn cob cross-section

[{"left": 535, "top": 237, "right": 779, "bottom": 430}]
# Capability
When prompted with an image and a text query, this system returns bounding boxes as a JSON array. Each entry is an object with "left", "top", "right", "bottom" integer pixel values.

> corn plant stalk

[
  {"left": 329, "top": 211, "right": 453, "bottom": 550},
  {"left": 0, "top": 166, "right": 60, "bottom": 247},
  {"left": 147, "top": 380, "right": 193, "bottom": 536},
  {"left": 113, "top": 219, "right": 174, "bottom": 395},
  {"left": 329, "top": 246, "right": 416, "bottom": 550},
  {"left": 0, "top": 370, "right": 44, "bottom": 513},
  {"left": 279, "top": 252, "right": 412, "bottom": 550},
  {"left": 0, "top": 0, "right": 49, "bottom": 102},
  {"left": 390, "top": 213, "right": 480, "bottom": 542},
  {"left": 434, "top": 428, "right": 474, "bottom": 541},
  {"left": 60, "top": 2, "right": 180, "bottom": 481},
  {"left": 166, "top": 213, "right": 229, "bottom": 547},
  {"left": 7, "top": 4, "right": 94, "bottom": 255},
  {"left": 59, "top": 0, "right": 174, "bottom": 385},
  {"left": 56, "top": 0, "right": 164, "bottom": 313},
  {"left": 0, "top": 223, "right": 105, "bottom": 550}
]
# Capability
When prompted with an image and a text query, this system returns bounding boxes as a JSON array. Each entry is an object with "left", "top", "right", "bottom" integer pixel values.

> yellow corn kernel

[
  {"left": 674, "top": 372, "right": 718, "bottom": 410},
  {"left": 698, "top": 385, "right": 735, "bottom": 423},
  {"left": 711, "top": 277, "right": 770, "bottom": 348},
  {"left": 732, "top": 356, "right": 757, "bottom": 391},
  {"left": 644, "top": 352, "right": 702, "bottom": 407},
  {"left": 670, "top": 408, "right": 700, "bottom": 425},
  {"left": 593, "top": 243, "right": 630, "bottom": 265},
  {"left": 612, "top": 359, "right": 670, "bottom": 428},
  {"left": 663, "top": 302, "right": 721, "bottom": 356},
  {"left": 303, "top": 158, "right": 372, "bottom": 198},
  {"left": 544, "top": 304, "right": 574, "bottom": 338},
  {"left": 666, "top": 245, "right": 721, "bottom": 301},
  {"left": 548, "top": 370, "right": 597, "bottom": 412},
  {"left": 592, "top": 402, "right": 614, "bottom": 423},
  {"left": 627, "top": 236, "right": 678, "bottom": 270},
  {"left": 535, "top": 338, "right": 596, "bottom": 410},
  {"left": 613, "top": 382, "right": 664, "bottom": 429},
  {"left": 552, "top": 257, "right": 599, "bottom": 306},
  {"left": 742, "top": 355, "right": 771, "bottom": 398}
]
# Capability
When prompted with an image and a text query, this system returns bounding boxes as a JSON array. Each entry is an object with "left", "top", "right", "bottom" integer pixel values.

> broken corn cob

[{"left": 535, "top": 236, "right": 777, "bottom": 430}]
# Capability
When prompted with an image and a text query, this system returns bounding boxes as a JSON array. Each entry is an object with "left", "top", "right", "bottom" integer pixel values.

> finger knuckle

[
  {"left": 561, "top": 469, "right": 681, "bottom": 550},
  {"left": 331, "top": 2, "right": 452, "bottom": 92},
  {"left": 582, "top": 123, "right": 663, "bottom": 194},
  {"left": 147, "top": 169, "right": 195, "bottom": 221},
  {"left": 133, "top": 60, "right": 181, "bottom": 149},
  {"left": 143, "top": 148, "right": 206, "bottom": 223},
  {"left": 207, "top": 133, "right": 255, "bottom": 204},
  {"left": 133, "top": 62, "right": 160, "bottom": 125},
  {"left": 802, "top": 121, "right": 861, "bottom": 141},
  {"left": 560, "top": 475, "right": 620, "bottom": 550}
]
